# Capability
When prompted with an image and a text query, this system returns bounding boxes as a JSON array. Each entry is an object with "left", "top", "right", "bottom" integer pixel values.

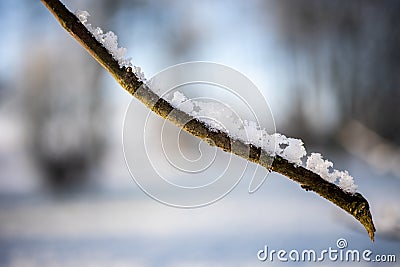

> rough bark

[{"left": 41, "top": 0, "right": 375, "bottom": 241}]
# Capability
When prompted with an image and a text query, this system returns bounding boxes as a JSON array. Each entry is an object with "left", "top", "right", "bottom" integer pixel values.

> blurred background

[{"left": 0, "top": 0, "right": 399, "bottom": 266}]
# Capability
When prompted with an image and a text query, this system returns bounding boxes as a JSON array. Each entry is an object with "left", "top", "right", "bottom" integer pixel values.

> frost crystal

[
  {"left": 337, "top": 170, "right": 358, "bottom": 193},
  {"left": 171, "top": 91, "right": 187, "bottom": 106},
  {"left": 170, "top": 91, "right": 194, "bottom": 114},
  {"left": 243, "top": 120, "right": 264, "bottom": 146},
  {"left": 306, "top": 153, "right": 335, "bottom": 182},
  {"left": 306, "top": 153, "right": 357, "bottom": 194},
  {"left": 75, "top": 10, "right": 90, "bottom": 24},
  {"left": 280, "top": 137, "right": 307, "bottom": 166},
  {"left": 74, "top": 10, "right": 145, "bottom": 81},
  {"left": 167, "top": 91, "right": 307, "bottom": 165},
  {"left": 133, "top": 66, "right": 146, "bottom": 82},
  {"left": 169, "top": 91, "right": 358, "bottom": 193}
]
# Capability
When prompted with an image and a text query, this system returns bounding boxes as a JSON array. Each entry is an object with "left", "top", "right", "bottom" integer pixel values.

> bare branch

[{"left": 41, "top": 0, "right": 375, "bottom": 241}]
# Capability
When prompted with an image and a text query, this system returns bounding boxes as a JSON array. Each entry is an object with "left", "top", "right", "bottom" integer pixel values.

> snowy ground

[{"left": 0, "top": 159, "right": 399, "bottom": 267}]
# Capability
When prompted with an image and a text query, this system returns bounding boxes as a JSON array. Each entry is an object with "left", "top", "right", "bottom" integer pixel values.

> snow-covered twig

[{"left": 41, "top": 0, "right": 375, "bottom": 241}]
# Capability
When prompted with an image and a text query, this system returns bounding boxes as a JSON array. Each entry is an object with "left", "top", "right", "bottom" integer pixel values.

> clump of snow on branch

[
  {"left": 169, "top": 91, "right": 357, "bottom": 194},
  {"left": 306, "top": 153, "right": 357, "bottom": 193},
  {"left": 241, "top": 120, "right": 270, "bottom": 149},
  {"left": 171, "top": 92, "right": 195, "bottom": 114},
  {"left": 337, "top": 170, "right": 358, "bottom": 194},
  {"left": 75, "top": 10, "right": 89, "bottom": 24},
  {"left": 276, "top": 134, "right": 306, "bottom": 166},
  {"left": 168, "top": 91, "right": 304, "bottom": 164},
  {"left": 74, "top": 10, "right": 146, "bottom": 81},
  {"left": 74, "top": 10, "right": 130, "bottom": 67},
  {"left": 306, "top": 153, "right": 335, "bottom": 183},
  {"left": 132, "top": 66, "right": 146, "bottom": 82}
]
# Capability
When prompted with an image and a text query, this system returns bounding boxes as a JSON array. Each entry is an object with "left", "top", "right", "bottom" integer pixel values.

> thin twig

[{"left": 41, "top": 0, "right": 375, "bottom": 241}]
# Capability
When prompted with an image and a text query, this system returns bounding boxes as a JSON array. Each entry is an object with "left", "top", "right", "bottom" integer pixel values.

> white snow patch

[
  {"left": 337, "top": 170, "right": 358, "bottom": 194},
  {"left": 167, "top": 91, "right": 358, "bottom": 194},
  {"left": 170, "top": 91, "right": 195, "bottom": 115},
  {"left": 75, "top": 10, "right": 89, "bottom": 24},
  {"left": 167, "top": 91, "right": 306, "bottom": 165},
  {"left": 306, "top": 153, "right": 357, "bottom": 193},
  {"left": 171, "top": 91, "right": 188, "bottom": 107},
  {"left": 306, "top": 153, "right": 335, "bottom": 183},
  {"left": 280, "top": 137, "right": 307, "bottom": 166},
  {"left": 132, "top": 66, "right": 146, "bottom": 82},
  {"left": 74, "top": 10, "right": 146, "bottom": 81}
]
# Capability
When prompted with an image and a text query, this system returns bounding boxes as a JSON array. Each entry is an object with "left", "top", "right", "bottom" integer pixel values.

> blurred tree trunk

[
  {"left": 22, "top": 0, "right": 130, "bottom": 190},
  {"left": 270, "top": 0, "right": 400, "bottom": 144}
]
